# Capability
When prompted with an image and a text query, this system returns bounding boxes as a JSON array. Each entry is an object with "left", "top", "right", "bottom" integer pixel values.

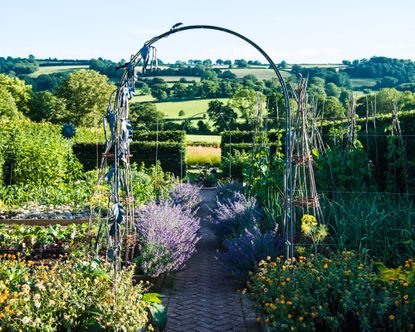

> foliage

[
  {"left": 210, "top": 192, "right": 263, "bottom": 242},
  {"left": 249, "top": 252, "right": 415, "bottom": 332},
  {"left": 323, "top": 193, "right": 415, "bottom": 265},
  {"left": 57, "top": 69, "right": 114, "bottom": 127},
  {"left": 130, "top": 102, "right": 165, "bottom": 128},
  {"left": 27, "top": 91, "right": 66, "bottom": 123},
  {"left": 135, "top": 200, "right": 200, "bottom": 277},
  {"left": 220, "top": 227, "right": 284, "bottom": 281},
  {"left": 315, "top": 145, "right": 373, "bottom": 192},
  {"left": 345, "top": 56, "right": 415, "bottom": 85},
  {"left": 0, "top": 119, "right": 83, "bottom": 187},
  {"left": 0, "top": 254, "right": 152, "bottom": 331},
  {"left": 220, "top": 150, "right": 251, "bottom": 180},
  {"left": 0, "top": 56, "right": 38, "bottom": 75},
  {"left": 0, "top": 74, "right": 32, "bottom": 114},
  {"left": 130, "top": 162, "right": 173, "bottom": 206},
  {"left": 167, "top": 181, "right": 202, "bottom": 210},
  {"left": 0, "top": 86, "right": 21, "bottom": 120},
  {"left": 0, "top": 224, "right": 91, "bottom": 257},
  {"left": 73, "top": 141, "right": 186, "bottom": 176},
  {"left": 206, "top": 99, "right": 237, "bottom": 132},
  {"left": 133, "top": 130, "right": 185, "bottom": 142}
]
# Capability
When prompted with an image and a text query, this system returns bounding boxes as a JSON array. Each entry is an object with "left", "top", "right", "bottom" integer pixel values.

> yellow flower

[
  {"left": 323, "top": 264, "right": 328, "bottom": 269},
  {"left": 301, "top": 214, "right": 317, "bottom": 235},
  {"left": 404, "top": 295, "right": 409, "bottom": 300},
  {"left": 315, "top": 225, "right": 328, "bottom": 241},
  {"left": 287, "top": 314, "right": 292, "bottom": 319},
  {"left": 286, "top": 301, "right": 293, "bottom": 306},
  {"left": 299, "top": 316, "right": 304, "bottom": 321},
  {"left": 389, "top": 314, "right": 395, "bottom": 321},
  {"left": 285, "top": 277, "right": 291, "bottom": 282}
]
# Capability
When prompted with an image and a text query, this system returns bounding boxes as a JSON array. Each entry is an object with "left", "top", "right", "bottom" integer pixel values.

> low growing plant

[
  {"left": 135, "top": 200, "right": 200, "bottom": 277},
  {"left": 210, "top": 192, "right": 263, "bottom": 242},
  {"left": 249, "top": 251, "right": 415, "bottom": 331}
]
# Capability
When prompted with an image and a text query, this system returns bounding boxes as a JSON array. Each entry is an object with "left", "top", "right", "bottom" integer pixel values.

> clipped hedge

[
  {"left": 132, "top": 130, "right": 185, "bottom": 142},
  {"left": 73, "top": 141, "right": 186, "bottom": 176},
  {"left": 221, "top": 130, "right": 282, "bottom": 146}
]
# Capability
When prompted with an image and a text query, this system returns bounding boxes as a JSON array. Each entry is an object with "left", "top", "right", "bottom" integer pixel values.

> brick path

[{"left": 165, "top": 188, "right": 259, "bottom": 332}]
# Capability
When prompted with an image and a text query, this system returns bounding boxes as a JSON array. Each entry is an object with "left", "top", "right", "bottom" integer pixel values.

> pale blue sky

[{"left": 1, "top": 0, "right": 414, "bottom": 63}]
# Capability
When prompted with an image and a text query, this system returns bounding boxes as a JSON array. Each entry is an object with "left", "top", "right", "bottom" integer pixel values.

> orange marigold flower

[{"left": 389, "top": 314, "right": 395, "bottom": 321}]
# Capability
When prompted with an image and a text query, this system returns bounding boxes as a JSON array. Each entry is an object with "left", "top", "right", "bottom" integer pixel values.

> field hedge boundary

[{"left": 73, "top": 141, "right": 186, "bottom": 176}]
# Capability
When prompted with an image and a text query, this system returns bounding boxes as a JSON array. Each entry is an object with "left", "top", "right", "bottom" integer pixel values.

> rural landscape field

[{"left": 1, "top": 1, "right": 415, "bottom": 331}]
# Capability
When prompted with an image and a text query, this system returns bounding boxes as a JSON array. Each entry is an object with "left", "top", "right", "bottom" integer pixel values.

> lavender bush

[
  {"left": 135, "top": 201, "right": 200, "bottom": 277},
  {"left": 168, "top": 182, "right": 202, "bottom": 210},
  {"left": 220, "top": 227, "right": 285, "bottom": 281},
  {"left": 216, "top": 180, "right": 243, "bottom": 204},
  {"left": 210, "top": 192, "right": 263, "bottom": 242}
]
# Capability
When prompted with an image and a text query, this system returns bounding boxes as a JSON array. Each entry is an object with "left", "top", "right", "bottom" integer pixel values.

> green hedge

[
  {"left": 220, "top": 143, "right": 281, "bottom": 159},
  {"left": 132, "top": 130, "right": 185, "bottom": 142},
  {"left": 73, "top": 141, "right": 186, "bottom": 176},
  {"left": 221, "top": 130, "right": 282, "bottom": 146}
]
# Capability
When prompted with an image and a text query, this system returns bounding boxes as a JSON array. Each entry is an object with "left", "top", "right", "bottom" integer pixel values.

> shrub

[
  {"left": 135, "top": 201, "right": 200, "bottom": 277},
  {"left": 0, "top": 255, "right": 152, "bottom": 331},
  {"left": 221, "top": 227, "right": 284, "bottom": 281},
  {"left": 167, "top": 181, "right": 202, "bottom": 210},
  {"left": 216, "top": 180, "right": 243, "bottom": 203},
  {"left": 210, "top": 192, "right": 263, "bottom": 242},
  {"left": 249, "top": 252, "right": 415, "bottom": 332}
]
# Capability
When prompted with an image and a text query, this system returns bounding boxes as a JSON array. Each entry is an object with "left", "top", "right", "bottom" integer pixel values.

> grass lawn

[
  {"left": 186, "top": 145, "right": 221, "bottom": 166},
  {"left": 186, "top": 134, "right": 221, "bottom": 143},
  {"left": 28, "top": 65, "right": 88, "bottom": 77},
  {"left": 155, "top": 98, "right": 228, "bottom": 118}
]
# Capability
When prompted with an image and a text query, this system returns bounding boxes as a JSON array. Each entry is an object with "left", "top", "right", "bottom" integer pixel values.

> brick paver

[{"left": 165, "top": 189, "right": 259, "bottom": 332}]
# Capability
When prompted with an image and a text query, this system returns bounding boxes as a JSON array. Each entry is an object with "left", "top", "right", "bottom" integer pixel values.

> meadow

[
  {"left": 28, "top": 65, "right": 88, "bottom": 77},
  {"left": 155, "top": 98, "right": 229, "bottom": 118}
]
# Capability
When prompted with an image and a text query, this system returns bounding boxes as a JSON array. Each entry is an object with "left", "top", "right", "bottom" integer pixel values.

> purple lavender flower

[
  {"left": 168, "top": 182, "right": 202, "bottom": 210},
  {"left": 210, "top": 192, "right": 263, "bottom": 242},
  {"left": 216, "top": 180, "right": 242, "bottom": 204},
  {"left": 135, "top": 201, "right": 200, "bottom": 277},
  {"left": 220, "top": 227, "right": 285, "bottom": 281}
]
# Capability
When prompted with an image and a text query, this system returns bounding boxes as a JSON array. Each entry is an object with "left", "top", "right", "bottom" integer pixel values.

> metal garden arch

[{"left": 95, "top": 24, "right": 295, "bottom": 277}]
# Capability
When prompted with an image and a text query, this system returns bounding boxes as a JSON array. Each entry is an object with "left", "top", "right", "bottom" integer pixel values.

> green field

[
  {"left": 130, "top": 94, "right": 156, "bottom": 103},
  {"left": 155, "top": 98, "right": 228, "bottom": 118},
  {"left": 228, "top": 68, "right": 291, "bottom": 80},
  {"left": 350, "top": 78, "right": 378, "bottom": 89},
  {"left": 186, "top": 134, "right": 221, "bottom": 143},
  {"left": 143, "top": 75, "right": 200, "bottom": 82},
  {"left": 28, "top": 65, "right": 88, "bottom": 77}
]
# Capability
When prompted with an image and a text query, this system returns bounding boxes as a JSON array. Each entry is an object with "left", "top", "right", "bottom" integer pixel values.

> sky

[{"left": 1, "top": 0, "right": 415, "bottom": 64}]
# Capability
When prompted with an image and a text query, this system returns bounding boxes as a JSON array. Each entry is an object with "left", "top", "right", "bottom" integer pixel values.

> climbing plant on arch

[{"left": 91, "top": 24, "right": 295, "bottom": 278}]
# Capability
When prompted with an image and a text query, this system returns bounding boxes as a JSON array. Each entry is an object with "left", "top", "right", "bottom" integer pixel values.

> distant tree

[
  {"left": 220, "top": 70, "right": 237, "bottom": 80},
  {"left": 224, "top": 60, "right": 232, "bottom": 65},
  {"left": 202, "top": 59, "right": 212, "bottom": 67},
  {"left": 324, "top": 96, "right": 345, "bottom": 118},
  {"left": 178, "top": 110, "right": 185, "bottom": 117},
  {"left": 216, "top": 59, "right": 224, "bottom": 65},
  {"left": 172, "top": 82, "right": 188, "bottom": 99},
  {"left": 234, "top": 59, "right": 248, "bottom": 68},
  {"left": 57, "top": 69, "right": 114, "bottom": 127},
  {"left": 325, "top": 82, "right": 341, "bottom": 98},
  {"left": 278, "top": 60, "right": 287, "bottom": 69},
  {"left": 229, "top": 88, "right": 258, "bottom": 124},
  {"left": 291, "top": 64, "right": 302, "bottom": 75},
  {"left": 28, "top": 91, "right": 66, "bottom": 122},
  {"left": 197, "top": 120, "right": 211, "bottom": 134},
  {"left": 129, "top": 102, "right": 165, "bottom": 127},
  {"left": 339, "top": 90, "right": 352, "bottom": 108},
  {"left": 342, "top": 60, "right": 351, "bottom": 65},
  {"left": 207, "top": 99, "right": 237, "bottom": 132}
]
